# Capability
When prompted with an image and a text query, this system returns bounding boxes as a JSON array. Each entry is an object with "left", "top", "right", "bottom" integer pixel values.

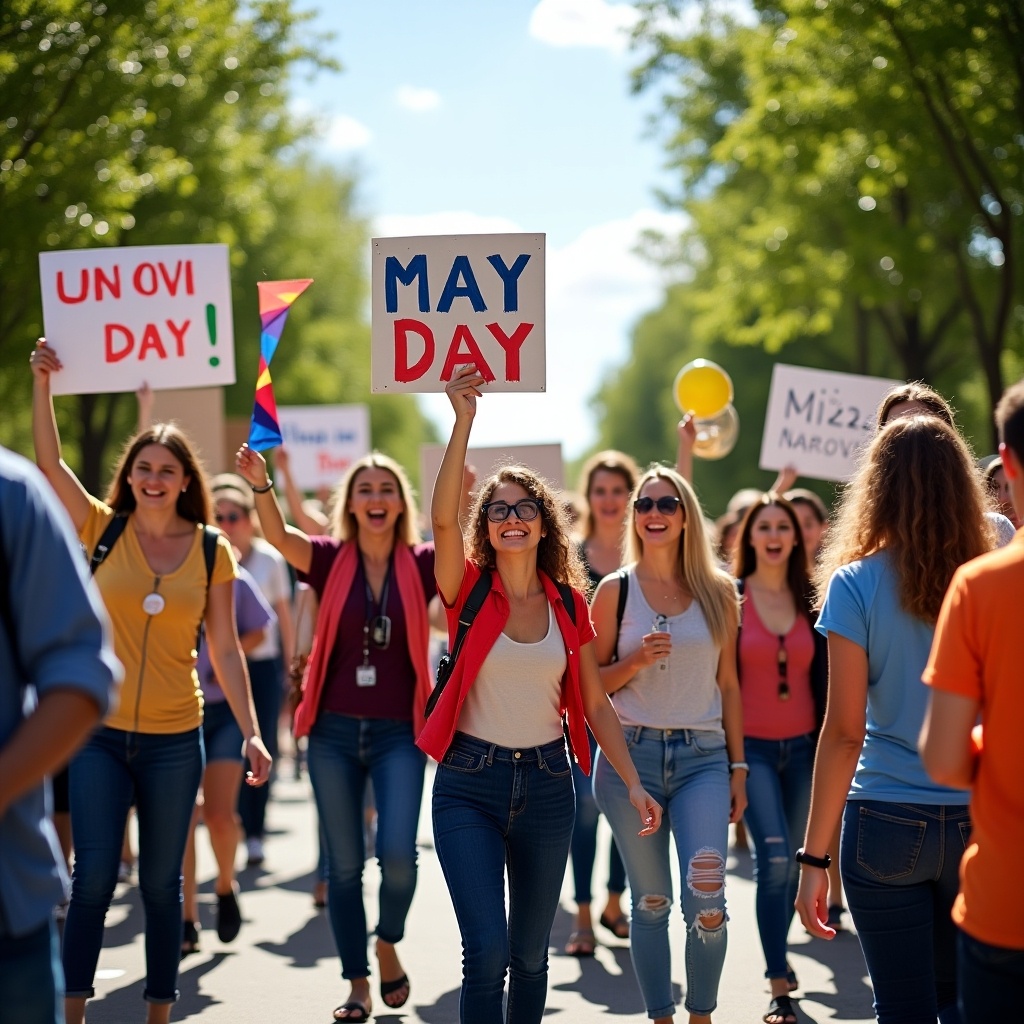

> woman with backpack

[
  {"left": 591, "top": 464, "right": 745, "bottom": 1024},
  {"left": 420, "top": 364, "right": 660, "bottom": 1024},
  {"left": 30, "top": 339, "right": 271, "bottom": 1024}
]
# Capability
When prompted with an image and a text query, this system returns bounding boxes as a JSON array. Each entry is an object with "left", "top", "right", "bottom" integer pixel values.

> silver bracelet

[{"left": 728, "top": 761, "right": 750, "bottom": 773}]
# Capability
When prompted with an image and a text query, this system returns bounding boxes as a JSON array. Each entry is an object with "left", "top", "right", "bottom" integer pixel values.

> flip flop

[
  {"left": 564, "top": 929, "right": 597, "bottom": 956},
  {"left": 332, "top": 1002, "right": 369, "bottom": 1023},
  {"left": 380, "top": 973, "right": 410, "bottom": 1009},
  {"left": 599, "top": 912, "right": 630, "bottom": 939}
]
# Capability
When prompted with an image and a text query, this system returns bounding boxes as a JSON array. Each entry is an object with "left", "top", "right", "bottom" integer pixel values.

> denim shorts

[{"left": 202, "top": 699, "right": 244, "bottom": 763}]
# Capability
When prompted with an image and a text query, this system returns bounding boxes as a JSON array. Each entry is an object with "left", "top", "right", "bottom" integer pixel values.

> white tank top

[
  {"left": 611, "top": 566, "right": 723, "bottom": 731},
  {"left": 458, "top": 605, "right": 567, "bottom": 747}
]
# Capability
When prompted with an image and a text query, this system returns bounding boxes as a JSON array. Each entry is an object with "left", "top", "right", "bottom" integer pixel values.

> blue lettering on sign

[
  {"left": 283, "top": 424, "right": 328, "bottom": 445},
  {"left": 486, "top": 253, "right": 531, "bottom": 312},
  {"left": 384, "top": 254, "right": 429, "bottom": 313},
  {"left": 437, "top": 256, "right": 486, "bottom": 313}
]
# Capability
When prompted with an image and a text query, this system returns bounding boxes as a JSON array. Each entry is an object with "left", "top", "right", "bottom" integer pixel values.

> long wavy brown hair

[
  {"left": 468, "top": 465, "right": 589, "bottom": 592},
  {"left": 815, "top": 416, "right": 994, "bottom": 622},
  {"left": 106, "top": 423, "right": 211, "bottom": 523},
  {"left": 875, "top": 381, "right": 955, "bottom": 430},
  {"left": 733, "top": 494, "right": 815, "bottom": 620}
]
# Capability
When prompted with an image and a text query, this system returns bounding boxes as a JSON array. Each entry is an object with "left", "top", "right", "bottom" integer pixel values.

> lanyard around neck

[{"left": 360, "top": 552, "right": 391, "bottom": 664}]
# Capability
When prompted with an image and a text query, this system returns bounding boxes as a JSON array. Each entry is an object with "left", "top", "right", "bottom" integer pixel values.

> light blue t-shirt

[{"left": 816, "top": 551, "right": 969, "bottom": 804}]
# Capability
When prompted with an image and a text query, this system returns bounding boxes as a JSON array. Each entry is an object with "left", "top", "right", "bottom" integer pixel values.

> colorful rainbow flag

[{"left": 248, "top": 278, "right": 313, "bottom": 450}]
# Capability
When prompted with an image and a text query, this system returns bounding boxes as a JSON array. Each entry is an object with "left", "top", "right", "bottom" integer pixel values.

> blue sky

[{"left": 290, "top": 0, "right": 691, "bottom": 460}]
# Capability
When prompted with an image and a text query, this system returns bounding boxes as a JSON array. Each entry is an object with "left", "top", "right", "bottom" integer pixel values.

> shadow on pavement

[{"left": 790, "top": 931, "right": 873, "bottom": 1021}]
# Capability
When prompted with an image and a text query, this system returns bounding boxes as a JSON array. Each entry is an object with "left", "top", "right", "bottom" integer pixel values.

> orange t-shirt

[{"left": 923, "top": 532, "right": 1024, "bottom": 949}]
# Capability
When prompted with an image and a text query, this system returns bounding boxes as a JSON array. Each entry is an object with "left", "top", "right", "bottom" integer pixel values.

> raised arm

[
  {"left": 432, "top": 364, "right": 485, "bottom": 604},
  {"left": 235, "top": 443, "right": 313, "bottom": 573},
  {"left": 29, "top": 340, "right": 92, "bottom": 531}
]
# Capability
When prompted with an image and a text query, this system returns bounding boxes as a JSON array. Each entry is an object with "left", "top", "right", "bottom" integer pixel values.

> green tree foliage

[
  {"left": 616, "top": 0, "right": 1024, "bottom": 454},
  {"left": 0, "top": 1, "right": 435, "bottom": 488}
]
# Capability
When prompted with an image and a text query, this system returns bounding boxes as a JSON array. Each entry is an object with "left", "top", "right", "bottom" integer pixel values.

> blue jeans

[
  {"left": 595, "top": 726, "right": 731, "bottom": 1018},
  {"left": 237, "top": 655, "right": 282, "bottom": 839},
  {"left": 63, "top": 726, "right": 203, "bottom": 1003},
  {"left": 841, "top": 799, "right": 970, "bottom": 1024},
  {"left": 743, "top": 733, "right": 815, "bottom": 979},
  {"left": 958, "top": 929, "right": 1024, "bottom": 1021},
  {"left": 0, "top": 915, "right": 63, "bottom": 1024},
  {"left": 306, "top": 714, "right": 426, "bottom": 980},
  {"left": 432, "top": 733, "right": 575, "bottom": 1024},
  {"left": 569, "top": 729, "right": 627, "bottom": 904}
]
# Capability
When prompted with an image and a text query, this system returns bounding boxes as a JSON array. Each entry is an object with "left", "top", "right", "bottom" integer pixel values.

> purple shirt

[
  {"left": 197, "top": 566, "right": 276, "bottom": 704},
  {"left": 299, "top": 537, "right": 435, "bottom": 720}
]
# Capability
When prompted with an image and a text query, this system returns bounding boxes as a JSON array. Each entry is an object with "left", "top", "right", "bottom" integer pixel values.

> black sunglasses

[
  {"left": 481, "top": 499, "right": 541, "bottom": 523},
  {"left": 777, "top": 636, "right": 790, "bottom": 701},
  {"left": 634, "top": 495, "right": 682, "bottom": 515},
  {"left": 215, "top": 512, "right": 244, "bottom": 524}
]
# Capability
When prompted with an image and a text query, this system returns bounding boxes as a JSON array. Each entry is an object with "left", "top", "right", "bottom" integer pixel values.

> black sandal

[
  {"left": 181, "top": 919, "right": 200, "bottom": 959},
  {"left": 764, "top": 994, "right": 797, "bottom": 1024}
]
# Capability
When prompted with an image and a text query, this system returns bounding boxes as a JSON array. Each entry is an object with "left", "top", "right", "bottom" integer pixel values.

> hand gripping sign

[
  {"left": 39, "top": 244, "right": 235, "bottom": 395},
  {"left": 371, "top": 233, "right": 546, "bottom": 393}
]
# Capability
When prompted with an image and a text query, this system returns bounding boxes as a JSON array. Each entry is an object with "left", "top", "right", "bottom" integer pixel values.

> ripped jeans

[{"left": 595, "top": 726, "right": 731, "bottom": 1018}]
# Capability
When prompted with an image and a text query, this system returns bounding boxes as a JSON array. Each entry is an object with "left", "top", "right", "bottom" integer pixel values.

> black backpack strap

[
  {"left": 195, "top": 525, "right": 221, "bottom": 651},
  {"left": 0, "top": 511, "right": 26, "bottom": 685},
  {"left": 613, "top": 568, "right": 629, "bottom": 662},
  {"left": 450, "top": 568, "right": 492, "bottom": 663},
  {"left": 90, "top": 513, "right": 130, "bottom": 574},
  {"left": 554, "top": 580, "right": 577, "bottom": 626}
]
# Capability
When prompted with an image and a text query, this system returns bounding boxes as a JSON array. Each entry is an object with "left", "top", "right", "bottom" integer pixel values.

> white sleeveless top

[
  {"left": 611, "top": 566, "right": 723, "bottom": 731},
  {"left": 458, "top": 605, "right": 567, "bottom": 747}
]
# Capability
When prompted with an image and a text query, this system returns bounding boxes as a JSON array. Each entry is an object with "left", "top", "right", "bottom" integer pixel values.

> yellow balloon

[
  {"left": 692, "top": 404, "right": 740, "bottom": 460},
  {"left": 673, "top": 359, "right": 734, "bottom": 419}
]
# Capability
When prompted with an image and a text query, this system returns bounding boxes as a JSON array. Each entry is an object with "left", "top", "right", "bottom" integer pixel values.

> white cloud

[
  {"left": 392, "top": 208, "right": 688, "bottom": 461},
  {"left": 323, "top": 114, "right": 372, "bottom": 152},
  {"left": 395, "top": 85, "right": 441, "bottom": 112},
  {"left": 528, "top": 0, "right": 640, "bottom": 52}
]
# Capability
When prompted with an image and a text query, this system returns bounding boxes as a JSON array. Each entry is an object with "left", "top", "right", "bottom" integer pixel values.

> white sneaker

[{"left": 246, "top": 836, "right": 265, "bottom": 867}]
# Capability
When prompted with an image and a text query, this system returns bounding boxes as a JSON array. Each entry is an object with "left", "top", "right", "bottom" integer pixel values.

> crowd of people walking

[{"left": 3, "top": 345, "right": 1023, "bottom": 1024}]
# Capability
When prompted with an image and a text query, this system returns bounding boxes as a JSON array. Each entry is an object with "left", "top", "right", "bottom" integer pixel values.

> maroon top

[{"left": 300, "top": 536, "right": 436, "bottom": 720}]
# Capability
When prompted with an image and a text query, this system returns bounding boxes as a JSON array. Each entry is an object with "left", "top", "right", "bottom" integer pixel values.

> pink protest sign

[{"left": 39, "top": 243, "right": 235, "bottom": 396}]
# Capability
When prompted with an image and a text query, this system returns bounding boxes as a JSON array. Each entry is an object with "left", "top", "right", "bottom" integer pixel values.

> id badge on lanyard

[{"left": 357, "top": 555, "right": 392, "bottom": 688}]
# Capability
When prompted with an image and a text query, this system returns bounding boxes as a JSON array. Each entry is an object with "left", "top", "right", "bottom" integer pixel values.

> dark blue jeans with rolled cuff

[
  {"left": 0, "top": 914, "right": 64, "bottom": 1024},
  {"left": 569, "top": 728, "right": 627, "bottom": 905},
  {"left": 957, "top": 929, "right": 1024, "bottom": 1022},
  {"left": 432, "top": 732, "right": 576, "bottom": 1024},
  {"left": 63, "top": 726, "right": 203, "bottom": 1005},
  {"left": 841, "top": 799, "right": 970, "bottom": 1024},
  {"left": 743, "top": 733, "right": 814, "bottom": 980},
  {"left": 237, "top": 655, "right": 282, "bottom": 840},
  {"left": 306, "top": 713, "right": 426, "bottom": 980}
]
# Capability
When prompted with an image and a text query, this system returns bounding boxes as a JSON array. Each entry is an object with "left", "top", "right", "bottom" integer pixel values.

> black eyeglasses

[
  {"left": 215, "top": 512, "right": 244, "bottom": 524},
  {"left": 481, "top": 499, "right": 541, "bottom": 523},
  {"left": 634, "top": 495, "right": 682, "bottom": 515},
  {"left": 777, "top": 635, "right": 790, "bottom": 701}
]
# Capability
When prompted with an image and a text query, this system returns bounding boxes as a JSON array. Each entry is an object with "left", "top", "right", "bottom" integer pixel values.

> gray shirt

[
  {"left": 0, "top": 448, "right": 121, "bottom": 936},
  {"left": 611, "top": 566, "right": 724, "bottom": 732}
]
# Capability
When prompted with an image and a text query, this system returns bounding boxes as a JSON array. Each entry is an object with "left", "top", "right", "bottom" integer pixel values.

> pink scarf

[{"left": 293, "top": 541, "right": 432, "bottom": 739}]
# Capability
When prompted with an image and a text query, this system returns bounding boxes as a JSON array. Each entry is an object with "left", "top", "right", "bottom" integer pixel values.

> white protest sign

[
  {"left": 371, "top": 233, "right": 545, "bottom": 393},
  {"left": 277, "top": 404, "right": 371, "bottom": 491},
  {"left": 760, "top": 364, "right": 902, "bottom": 482},
  {"left": 39, "top": 244, "right": 235, "bottom": 396},
  {"left": 419, "top": 442, "right": 564, "bottom": 517}
]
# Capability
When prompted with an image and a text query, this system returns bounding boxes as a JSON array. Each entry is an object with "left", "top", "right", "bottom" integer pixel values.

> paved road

[{"left": 80, "top": 759, "right": 875, "bottom": 1023}]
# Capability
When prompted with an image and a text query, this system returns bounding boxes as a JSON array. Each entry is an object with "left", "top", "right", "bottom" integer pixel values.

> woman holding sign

[
  {"left": 235, "top": 445, "right": 433, "bottom": 1023},
  {"left": 424, "top": 364, "right": 660, "bottom": 1024},
  {"left": 29, "top": 340, "right": 271, "bottom": 1024}
]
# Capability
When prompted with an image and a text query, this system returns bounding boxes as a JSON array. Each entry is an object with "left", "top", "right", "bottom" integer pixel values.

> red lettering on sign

[
  {"left": 133, "top": 263, "right": 159, "bottom": 296},
  {"left": 94, "top": 265, "right": 121, "bottom": 301},
  {"left": 486, "top": 322, "right": 532, "bottom": 382},
  {"left": 166, "top": 319, "right": 190, "bottom": 357},
  {"left": 137, "top": 323, "right": 168, "bottom": 360},
  {"left": 56, "top": 269, "right": 89, "bottom": 304},
  {"left": 105, "top": 324, "right": 134, "bottom": 362},
  {"left": 440, "top": 325, "right": 495, "bottom": 382},
  {"left": 394, "top": 319, "right": 435, "bottom": 382}
]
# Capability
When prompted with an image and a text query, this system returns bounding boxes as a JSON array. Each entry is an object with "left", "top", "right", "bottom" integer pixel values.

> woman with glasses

[
  {"left": 592, "top": 465, "right": 746, "bottom": 1024},
  {"left": 732, "top": 494, "right": 826, "bottom": 1024},
  {"left": 30, "top": 340, "right": 271, "bottom": 1024},
  {"left": 209, "top": 478, "right": 295, "bottom": 870},
  {"left": 235, "top": 446, "right": 435, "bottom": 1023},
  {"left": 421, "top": 365, "right": 661, "bottom": 1024},
  {"left": 796, "top": 416, "right": 994, "bottom": 1024}
]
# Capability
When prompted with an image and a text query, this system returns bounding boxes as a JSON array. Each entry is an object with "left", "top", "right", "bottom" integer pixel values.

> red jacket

[{"left": 416, "top": 561, "right": 597, "bottom": 773}]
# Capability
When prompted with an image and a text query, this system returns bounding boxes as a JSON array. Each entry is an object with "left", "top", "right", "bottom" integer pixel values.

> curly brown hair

[
  {"left": 815, "top": 415, "right": 994, "bottom": 622},
  {"left": 468, "top": 465, "right": 589, "bottom": 592},
  {"left": 106, "top": 423, "right": 211, "bottom": 523}
]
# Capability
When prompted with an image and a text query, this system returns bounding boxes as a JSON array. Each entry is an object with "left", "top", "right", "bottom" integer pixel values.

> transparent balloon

[
  {"left": 692, "top": 404, "right": 739, "bottom": 460},
  {"left": 674, "top": 359, "right": 734, "bottom": 419}
]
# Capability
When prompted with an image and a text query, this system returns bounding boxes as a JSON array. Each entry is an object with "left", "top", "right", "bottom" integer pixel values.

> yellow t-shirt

[{"left": 81, "top": 498, "right": 237, "bottom": 734}]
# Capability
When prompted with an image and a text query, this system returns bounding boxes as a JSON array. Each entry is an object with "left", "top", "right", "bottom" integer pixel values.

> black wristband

[
  {"left": 250, "top": 479, "right": 274, "bottom": 494},
  {"left": 795, "top": 847, "right": 832, "bottom": 869}
]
